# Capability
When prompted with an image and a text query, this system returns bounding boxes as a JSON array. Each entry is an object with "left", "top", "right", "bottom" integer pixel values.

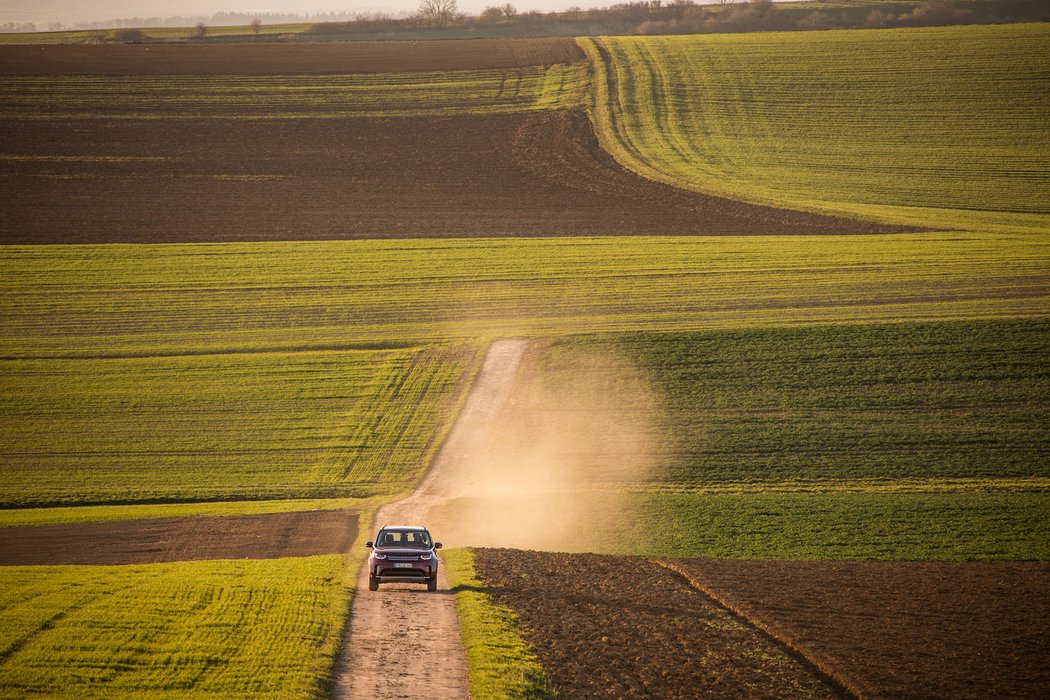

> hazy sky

[{"left": 1, "top": 0, "right": 614, "bottom": 26}]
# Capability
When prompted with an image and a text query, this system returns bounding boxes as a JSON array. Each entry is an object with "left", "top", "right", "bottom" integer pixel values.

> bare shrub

[
  {"left": 797, "top": 10, "right": 835, "bottom": 30},
  {"left": 864, "top": 9, "right": 896, "bottom": 28},
  {"left": 899, "top": 0, "right": 976, "bottom": 26},
  {"left": 419, "top": 0, "right": 458, "bottom": 26},
  {"left": 110, "top": 28, "right": 148, "bottom": 43}
]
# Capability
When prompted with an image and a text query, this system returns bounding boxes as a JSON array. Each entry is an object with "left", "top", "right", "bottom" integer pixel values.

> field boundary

[{"left": 653, "top": 559, "right": 860, "bottom": 699}]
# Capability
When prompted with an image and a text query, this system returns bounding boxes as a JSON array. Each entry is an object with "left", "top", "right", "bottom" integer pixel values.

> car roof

[{"left": 378, "top": 525, "right": 428, "bottom": 531}]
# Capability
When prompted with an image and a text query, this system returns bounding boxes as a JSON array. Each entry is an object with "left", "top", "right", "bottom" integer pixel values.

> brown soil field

[
  {"left": 0, "top": 509, "right": 358, "bottom": 565},
  {"left": 0, "top": 38, "right": 584, "bottom": 76},
  {"left": 668, "top": 558, "right": 1050, "bottom": 700},
  {"left": 471, "top": 549, "right": 1050, "bottom": 699},
  {"left": 472, "top": 549, "right": 847, "bottom": 699},
  {"left": 0, "top": 110, "right": 905, "bottom": 244}
]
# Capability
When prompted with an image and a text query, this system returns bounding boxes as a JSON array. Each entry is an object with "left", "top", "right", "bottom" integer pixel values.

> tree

[
  {"left": 502, "top": 3, "right": 517, "bottom": 18},
  {"left": 193, "top": 22, "right": 207, "bottom": 39},
  {"left": 419, "top": 0, "right": 457, "bottom": 26},
  {"left": 112, "top": 28, "right": 148, "bottom": 43},
  {"left": 250, "top": 18, "right": 262, "bottom": 35},
  {"left": 481, "top": 5, "right": 503, "bottom": 21}
]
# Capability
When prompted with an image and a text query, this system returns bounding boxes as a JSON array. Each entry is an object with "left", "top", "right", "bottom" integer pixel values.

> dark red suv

[{"left": 366, "top": 525, "right": 442, "bottom": 592}]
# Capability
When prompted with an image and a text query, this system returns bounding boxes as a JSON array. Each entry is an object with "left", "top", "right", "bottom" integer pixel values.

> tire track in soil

[{"left": 332, "top": 339, "right": 527, "bottom": 700}]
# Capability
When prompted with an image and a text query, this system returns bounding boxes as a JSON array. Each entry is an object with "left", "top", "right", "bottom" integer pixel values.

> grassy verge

[
  {"left": 582, "top": 24, "right": 1050, "bottom": 232},
  {"left": 443, "top": 548, "right": 553, "bottom": 699}
]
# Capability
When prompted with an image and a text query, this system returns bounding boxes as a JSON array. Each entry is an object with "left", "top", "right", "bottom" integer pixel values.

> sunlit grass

[
  {"left": 0, "top": 345, "right": 481, "bottom": 507},
  {"left": 0, "top": 555, "right": 351, "bottom": 698},
  {"left": 3, "top": 233, "right": 1045, "bottom": 358},
  {"left": 582, "top": 24, "right": 1050, "bottom": 232},
  {"left": 443, "top": 548, "right": 553, "bottom": 699},
  {"left": 0, "top": 497, "right": 379, "bottom": 529}
]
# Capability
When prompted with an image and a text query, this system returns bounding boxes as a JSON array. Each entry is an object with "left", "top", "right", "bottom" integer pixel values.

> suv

[{"left": 366, "top": 525, "right": 442, "bottom": 592}]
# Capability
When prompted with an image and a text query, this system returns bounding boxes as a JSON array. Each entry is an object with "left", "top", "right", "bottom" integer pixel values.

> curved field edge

[
  {"left": 442, "top": 548, "right": 554, "bottom": 699},
  {"left": 579, "top": 24, "right": 1050, "bottom": 233}
]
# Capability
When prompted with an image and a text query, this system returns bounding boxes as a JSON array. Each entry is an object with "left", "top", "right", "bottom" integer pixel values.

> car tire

[
  {"left": 427, "top": 577, "right": 437, "bottom": 592},
  {"left": 368, "top": 575, "right": 379, "bottom": 591}
]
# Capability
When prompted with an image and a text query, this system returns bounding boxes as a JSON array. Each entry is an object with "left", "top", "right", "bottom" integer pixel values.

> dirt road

[{"left": 333, "top": 339, "right": 527, "bottom": 700}]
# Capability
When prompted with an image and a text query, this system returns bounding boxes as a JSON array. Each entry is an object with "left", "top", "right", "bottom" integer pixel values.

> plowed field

[
  {"left": 0, "top": 109, "right": 903, "bottom": 244},
  {"left": 0, "top": 38, "right": 585, "bottom": 76},
  {"left": 472, "top": 549, "right": 1050, "bottom": 699},
  {"left": 668, "top": 558, "right": 1050, "bottom": 699},
  {"left": 472, "top": 549, "right": 845, "bottom": 699},
  {"left": 0, "top": 509, "right": 357, "bottom": 565}
]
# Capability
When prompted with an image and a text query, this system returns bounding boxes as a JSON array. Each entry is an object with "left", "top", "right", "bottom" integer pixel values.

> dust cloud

[{"left": 426, "top": 340, "right": 667, "bottom": 553}]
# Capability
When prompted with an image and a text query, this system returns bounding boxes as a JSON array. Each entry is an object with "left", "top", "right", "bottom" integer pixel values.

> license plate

[{"left": 394, "top": 563, "right": 412, "bottom": 568}]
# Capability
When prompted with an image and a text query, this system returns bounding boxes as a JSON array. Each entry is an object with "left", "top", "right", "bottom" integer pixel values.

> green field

[
  {"left": 616, "top": 319, "right": 1050, "bottom": 484},
  {"left": 0, "top": 555, "right": 350, "bottom": 698},
  {"left": 3, "top": 234, "right": 1046, "bottom": 357},
  {"left": 2, "top": 235, "right": 1045, "bottom": 506},
  {"left": 621, "top": 491, "right": 1050, "bottom": 560},
  {"left": 0, "top": 345, "right": 479, "bottom": 507},
  {"left": 0, "top": 63, "right": 587, "bottom": 119},
  {"left": 430, "top": 319, "right": 1050, "bottom": 561},
  {"left": 582, "top": 23, "right": 1050, "bottom": 232},
  {"left": 2, "top": 19, "right": 1049, "bottom": 698}
]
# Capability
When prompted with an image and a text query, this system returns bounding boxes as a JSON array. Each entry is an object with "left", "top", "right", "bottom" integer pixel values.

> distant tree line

[
  {"left": 303, "top": 0, "right": 1049, "bottom": 39},
  {"left": 6, "top": 0, "right": 1046, "bottom": 37}
]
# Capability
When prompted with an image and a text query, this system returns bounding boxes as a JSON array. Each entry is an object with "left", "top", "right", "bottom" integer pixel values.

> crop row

[
  {"left": 582, "top": 24, "right": 1050, "bottom": 233},
  {"left": 0, "top": 62, "right": 587, "bottom": 119},
  {"left": 0, "top": 345, "right": 479, "bottom": 507},
  {"left": 0, "top": 555, "right": 348, "bottom": 697}
]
